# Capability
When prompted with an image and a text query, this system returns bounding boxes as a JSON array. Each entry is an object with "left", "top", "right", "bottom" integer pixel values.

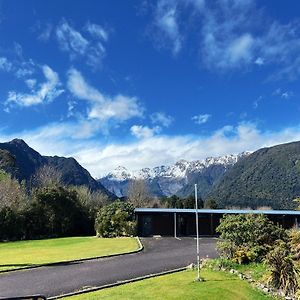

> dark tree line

[
  {"left": 0, "top": 168, "right": 109, "bottom": 241},
  {"left": 160, "top": 194, "right": 217, "bottom": 209}
]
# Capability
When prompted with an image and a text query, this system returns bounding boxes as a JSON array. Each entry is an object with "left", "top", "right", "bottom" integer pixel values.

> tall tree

[
  {"left": 127, "top": 179, "right": 151, "bottom": 208},
  {"left": 31, "top": 165, "right": 62, "bottom": 188}
]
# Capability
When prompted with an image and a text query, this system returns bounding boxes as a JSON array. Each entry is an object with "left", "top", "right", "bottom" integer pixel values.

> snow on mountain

[{"left": 104, "top": 152, "right": 251, "bottom": 182}]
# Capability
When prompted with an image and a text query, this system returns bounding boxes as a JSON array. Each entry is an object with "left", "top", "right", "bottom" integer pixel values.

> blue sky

[{"left": 1, "top": 0, "right": 300, "bottom": 176}]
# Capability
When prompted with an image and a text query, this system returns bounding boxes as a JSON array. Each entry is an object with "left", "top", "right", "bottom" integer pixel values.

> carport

[{"left": 135, "top": 208, "right": 300, "bottom": 237}]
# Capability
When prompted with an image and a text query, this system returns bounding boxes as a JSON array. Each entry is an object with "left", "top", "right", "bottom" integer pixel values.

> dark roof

[{"left": 134, "top": 208, "right": 300, "bottom": 215}]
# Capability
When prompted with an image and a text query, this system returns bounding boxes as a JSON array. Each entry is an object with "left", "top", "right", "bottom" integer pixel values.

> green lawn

[
  {"left": 68, "top": 269, "right": 274, "bottom": 300},
  {"left": 0, "top": 236, "right": 139, "bottom": 272}
]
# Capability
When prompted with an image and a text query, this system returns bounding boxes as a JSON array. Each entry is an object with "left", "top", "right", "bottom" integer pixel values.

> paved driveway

[{"left": 0, "top": 237, "right": 218, "bottom": 298}]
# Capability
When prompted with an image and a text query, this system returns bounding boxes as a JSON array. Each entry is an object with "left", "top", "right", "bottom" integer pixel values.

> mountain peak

[
  {"left": 102, "top": 152, "right": 250, "bottom": 182},
  {"left": 100, "top": 152, "right": 250, "bottom": 198},
  {"left": 9, "top": 138, "right": 28, "bottom": 147}
]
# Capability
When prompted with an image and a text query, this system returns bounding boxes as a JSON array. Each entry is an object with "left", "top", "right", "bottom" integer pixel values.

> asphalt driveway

[{"left": 0, "top": 237, "right": 218, "bottom": 298}]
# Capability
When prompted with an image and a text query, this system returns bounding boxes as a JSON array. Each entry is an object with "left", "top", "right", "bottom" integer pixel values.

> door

[{"left": 142, "top": 215, "right": 153, "bottom": 236}]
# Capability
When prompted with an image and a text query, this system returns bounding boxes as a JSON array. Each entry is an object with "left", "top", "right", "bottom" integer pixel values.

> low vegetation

[
  {"left": 216, "top": 214, "right": 287, "bottom": 264},
  {"left": 217, "top": 214, "right": 300, "bottom": 298},
  {"left": 67, "top": 269, "right": 273, "bottom": 300},
  {"left": 0, "top": 236, "right": 139, "bottom": 272}
]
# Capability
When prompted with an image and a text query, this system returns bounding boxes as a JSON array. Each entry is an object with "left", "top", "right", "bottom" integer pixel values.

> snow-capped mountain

[{"left": 99, "top": 152, "right": 251, "bottom": 198}]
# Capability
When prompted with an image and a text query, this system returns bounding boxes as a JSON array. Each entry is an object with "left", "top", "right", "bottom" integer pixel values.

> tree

[
  {"left": 183, "top": 193, "right": 203, "bottom": 209},
  {"left": 127, "top": 179, "right": 151, "bottom": 208},
  {"left": 32, "top": 165, "right": 62, "bottom": 188},
  {"left": 72, "top": 185, "right": 109, "bottom": 214},
  {"left": 0, "top": 171, "right": 27, "bottom": 240},
  {"left": 204, "top": 198, "right": 218, "bottom": 209},
  {"left": 32, "top": 185, "right": 90, "bottom": 237},
  {"left": 0, "top": 173, "right": 27, "bottom": 211},
  {"left": 95, "top": 201, "right": 136, "bottom": 237},
  {"left": 293, "top": 197, "right": 300, "bottom": 210},
  {"left": 70, "top": 185, "right": 109, "bottom": 230}
]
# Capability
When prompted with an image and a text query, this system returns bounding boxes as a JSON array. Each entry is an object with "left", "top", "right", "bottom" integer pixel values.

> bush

[
  {"left": 288, "top": 229, "right": 300, "bottom": 261},
  {"left": 95, "top": 201, "right": 136, "bottom": 237},
  {"left": 232, "top": 245, "right": 258, "bottom": 264},
  {"left": 265, "top": 240, "right": 299, "bottom": 296},
  {"left": 216, "top": 214, "right": 287, "bottom": 263}
]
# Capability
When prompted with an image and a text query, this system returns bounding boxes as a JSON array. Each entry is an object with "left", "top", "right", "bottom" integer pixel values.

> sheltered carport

[{"left": 135, "top": 208, "right": 300, "bottom": 237}]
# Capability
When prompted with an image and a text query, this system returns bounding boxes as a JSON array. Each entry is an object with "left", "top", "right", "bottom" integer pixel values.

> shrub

[
  {"left": 95, "top": 201, "right": 136, "bottom": 237},
  {"left": 288, "top": 229, "right": 300, "bottom": 261},
  {"left": 265, "top": 240, "right": 299, "bottom": 296},
  {"left": 216, "top": 214, "right": 287, "bottom": 263}
]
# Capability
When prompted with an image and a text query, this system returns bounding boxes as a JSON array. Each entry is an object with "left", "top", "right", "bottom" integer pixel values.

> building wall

[{"left": 136, "top": 212, "right": 300, "bottom": 237}]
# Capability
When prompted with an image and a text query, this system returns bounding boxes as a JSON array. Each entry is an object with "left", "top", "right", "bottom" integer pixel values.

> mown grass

[
  {"left": 67, "top": 269, "right": 274, "bottom": 300},
  {"left": 207, "top": 258, "right": 268, "bottom": 281},
  {"left": 0, "top": 236, "right": 139, "bottom": 272}
]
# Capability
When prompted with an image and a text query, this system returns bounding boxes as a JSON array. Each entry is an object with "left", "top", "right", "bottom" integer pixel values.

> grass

[
  {"left": 0, "top": 236, "right": 139, "bottom": 272},
  {"left": 67, "top": 269, "right": 274, "bottom": 300},
  {"left": 233, "top": 262, "right": 268, "bottom": 281},
  {"left": 207, "top": 258, "right": 268, "bottom": 281}
]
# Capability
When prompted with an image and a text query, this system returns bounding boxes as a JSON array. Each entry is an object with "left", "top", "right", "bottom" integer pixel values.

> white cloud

[
  {"left": 149, "top": 0, "right": 300, "bottom": 78},
  {"left": 130, "top": 125, "right": 161, "bottom": 139},
  {"left": 89, "top": 95, "right": 143, "bottom": 122},
  {"left": 4, "top": 121, "right": 300, "bottom": 177},
  {"left": 227, "top": 34, "right": 254, "bottom": 65},
  {"left": 281, "top": 92, "right": 293, "bottom": 99},
  {"left": 6, "top": 65, "right": 63, "bottom": 107},
  {"left": 25, "top": 79, "right": 37, "bottom": 89},
  {"left": 151, "top": 112, "right": 173, "bottom": 127},
  {"left": 273, "top": 88, "right": 293, "bottom": 99},
  {"left": 201, "top": 1, "right": 300, "bottom": 76},
  {"left": 67, "top": 68, "right": 105, "bottom": 102},
  {"left": 55, "top": 20, "right": 107, "bottom": 67},
  {"left": 192, "top": 114, "right": 211, "bottom": 124},
  {"left": 67, "top": 68, "right": 144, "bottom": 128},
  {"left": 255, "top": 57, "right": 264, "bottom": 66},
  {"left": 253, "top": 96, "right": 263, "bottom": 109},
  {"left": 85, "top": 21, "right": 108, "bottom": 41},
  {"left": 200, "top": 1, "right": 259, "bottom": 70},
  {"left": 15, "top": 59, "right": 36, "bottom": 79},
  {"left": 151, "top": 0, "right": 206, "bottom": 55},
  {"left": 56, "top": 20, "right": 88, "bottom": 55},
  {"left": 0, "top": 57, "right": 12, "bottom": 72},
  {"left": 154, "top": 0, "right": 182, "bottom": 55},
  {"left": 38, "top": 23, "right": 53, "bottom": 42}
]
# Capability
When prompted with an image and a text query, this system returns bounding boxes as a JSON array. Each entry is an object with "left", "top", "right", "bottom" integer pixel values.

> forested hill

[
  {"left": 208, "top": 141, "right": 300, "bottom": 209},
  {"left": 0, "top": 138, "right": 113, "bottom": 197}
]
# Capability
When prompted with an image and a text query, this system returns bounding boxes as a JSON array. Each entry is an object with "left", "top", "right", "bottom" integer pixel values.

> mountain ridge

[
  {"left": 0, "top": 139, "right": 113, "bottom": 197},
  {"left": 208, "top": 140, "right": 300, "bottom": 209},
  {"left": 99, "top": 152, "right": 251, "bottom": 198}
]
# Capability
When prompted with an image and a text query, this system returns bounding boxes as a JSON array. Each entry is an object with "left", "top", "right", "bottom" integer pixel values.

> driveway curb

[
  {"left": 0, "top": 237, "right": 143, "bottom": 274},
  {"left": 49, "top": 266, "right": 187, "bottom": 299}
]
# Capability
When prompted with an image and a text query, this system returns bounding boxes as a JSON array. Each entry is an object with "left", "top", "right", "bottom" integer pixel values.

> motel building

[{"left": 135, "top": 208, "right": 300, "bottom": 237}]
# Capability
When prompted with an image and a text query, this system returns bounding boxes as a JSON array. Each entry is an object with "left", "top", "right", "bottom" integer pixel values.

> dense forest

[{"left": 208, "top": 141, "right": 300, "bottom": 209}]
